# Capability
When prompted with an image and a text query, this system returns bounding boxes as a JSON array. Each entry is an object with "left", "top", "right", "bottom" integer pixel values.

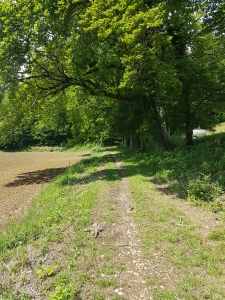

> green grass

[
  {"left": 119, "top": 130, "right": 225, "bottom": 208},
  {"left": 1, "top": 128, "right": 225, "bottom": 299},
  {"left": 0, "top": 147, "right": 127, "bottom": 300}
]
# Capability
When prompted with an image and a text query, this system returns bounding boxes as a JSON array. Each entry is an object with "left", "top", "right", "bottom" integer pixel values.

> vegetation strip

[{"left": 119, "top": 147, "right": 225, "bottom": 300}]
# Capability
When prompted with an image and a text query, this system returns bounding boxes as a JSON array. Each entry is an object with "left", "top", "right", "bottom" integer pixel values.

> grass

[
  {"left": 119, "top": 161, "right": 225, "bottom": 298},
  {"left": 115, "top": 129, "right": 225, "bottom": 299},
  {"left": 1, "top": 126, "right": 225, "bottom": 298}
]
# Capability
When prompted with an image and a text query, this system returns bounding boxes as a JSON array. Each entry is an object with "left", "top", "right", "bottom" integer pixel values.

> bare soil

[{"left": 0, "top": 151, "right": 89, "bottom": 228}]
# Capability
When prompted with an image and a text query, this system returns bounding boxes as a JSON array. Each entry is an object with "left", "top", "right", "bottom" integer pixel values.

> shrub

[{"left": 187, "top": 175, "right": 222, "bottom": 202}]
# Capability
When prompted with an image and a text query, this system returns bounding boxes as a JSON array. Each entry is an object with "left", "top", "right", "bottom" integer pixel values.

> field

[{"left": 0, "top": 150, "right": 89, "bottom": 228}]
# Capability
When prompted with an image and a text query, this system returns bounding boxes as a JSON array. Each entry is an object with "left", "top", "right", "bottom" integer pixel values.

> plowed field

[{"left": 0, "top": 151, "right": 88, "bottom": 228}]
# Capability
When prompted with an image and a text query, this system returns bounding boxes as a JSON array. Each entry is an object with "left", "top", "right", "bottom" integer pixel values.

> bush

[
  {"left": 187, "top": 175, "right": 222, "bottom": 202},
  {"left": 168, "top": 134, "right": 185, "bottom": 150}
]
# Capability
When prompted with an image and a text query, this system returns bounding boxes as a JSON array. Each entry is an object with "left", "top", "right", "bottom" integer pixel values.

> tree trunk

[
  {"left": 184, "top": 95, "right": 193, "bottom": 146},
  {"left": 150, "top": 99, "right": 169, "bottom": 150},
  {"left": 129, "top": 135, "right": 133, "bottom": 149}
]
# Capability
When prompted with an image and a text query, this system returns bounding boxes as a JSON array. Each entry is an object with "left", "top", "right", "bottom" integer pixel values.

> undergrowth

[
  {"left": 118, "top": 133, "right": 225, "bottom": 299},
  {"left": 118, "top": 132, "right": 225, "bottom": 211}
]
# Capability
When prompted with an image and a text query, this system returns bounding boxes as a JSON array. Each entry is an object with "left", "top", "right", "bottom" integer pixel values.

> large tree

[
  {"left": 0, "top": 0, "right": 225, "bottom": 148},
  {"left": 160, "top": 4, "right": 225, "bottom": 145}
]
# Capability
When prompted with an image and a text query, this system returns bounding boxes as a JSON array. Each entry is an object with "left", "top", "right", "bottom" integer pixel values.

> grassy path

[
  {"left": 79, "top": 151, "right": 154, "bottom": 299},
  {"left": 121, "top": 150, "right": 225, "bottom": 300},
  {"left": 0, "top": 148, "right": 225, "bottom": 299}
]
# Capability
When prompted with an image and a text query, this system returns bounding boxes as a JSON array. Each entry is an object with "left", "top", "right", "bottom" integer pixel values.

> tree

[
  {"left": 0, "top": 0, "right": 225, "bottom": 148},
  {"left": 0, "top": 0, "right": 169, "bottom": 148},
  {"left": 202, "top": 0, "right": 225, "bottom": 35},
  {"left": 158, "top": 2, "right": 225, "bottom": 145},
  {"left": 0, "top": 82, "right": 72, "bottom": 148}
]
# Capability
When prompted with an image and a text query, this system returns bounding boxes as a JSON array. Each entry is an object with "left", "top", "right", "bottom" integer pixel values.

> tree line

[{"left": 0, "top": 0, "right": 225, "bottom": 149}]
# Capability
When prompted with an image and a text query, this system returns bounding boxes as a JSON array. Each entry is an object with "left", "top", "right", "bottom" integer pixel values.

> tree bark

[
  {"left": 150, "top": 98, "right": 169, "bottom": 150},
  {"left": 184, "top": 95, "right": 193, "bottom": 146}
]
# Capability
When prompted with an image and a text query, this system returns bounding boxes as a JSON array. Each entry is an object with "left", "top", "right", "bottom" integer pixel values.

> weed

[
  {"left": 211, "top": 198, "right": 225, "bottom": 213},
  {"left": 153, "top": 290, "right": 176, "bottom": 300},
  {"left": 36, "top": 264, "right": 59, "bottom": 279},
  {"left": 67, "top": 249, "right": 79, "bottom": 269},
  {"left": 154, "top": 170, "right": 172, "bottom": 184},
  {"left": 20, "top": 292, "right": 32, "bottom": 300},
  {"left": 77, "top": 272, "right": 91, "bottom": 285},
  {"left": 0, "top": 285, "right": 16, "bottom": 300},
  {"left": 187, "top": 175, "right": 222, "bottom": 202},
  {"left": 47, "top": 284, "right": 76, "bottom": 300},
  {"left": 92, "top": 291, "right": 105, "bottom": 300},
  {"left": 100, "top": 264, "right": 115, "bottom": 275},
  {"left": 40, "top": 242, "right": 49, "bottom": 255},
  {"left": 94, "top": 278, "right": 117, "bottom": 288},
  {"left": 208, "top": 229, "right": 225, "bottom": 241}
]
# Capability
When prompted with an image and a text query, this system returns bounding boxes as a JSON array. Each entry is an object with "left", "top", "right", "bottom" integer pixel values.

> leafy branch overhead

[{"left": 0, "top": 0, "right": 225, "bottom": 148}]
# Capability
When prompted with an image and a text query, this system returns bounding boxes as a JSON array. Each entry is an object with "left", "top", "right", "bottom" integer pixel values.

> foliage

[
  {"left": 0, "top": 0, "right": 225, "bottom": 148},
  {"left": 118, "top": 131, "right": 225, "bottom": 207},
  {"left": 36, "top": 264, "right": 58, "bottom": 280},
  {"left": 202, "top": 0, "right": 225, "bottom": 35},
  {"left": 48, "top": 284, "right": 75, "bottom": 300},
  {"left": 0, "top": 88, "right": 72, "bottom": 148},
  {"left": 187, "top": 175, "right": 222, "bottom": 202},
  {"left": 0, "top": 0, "right": 225, "bottom": 150}
]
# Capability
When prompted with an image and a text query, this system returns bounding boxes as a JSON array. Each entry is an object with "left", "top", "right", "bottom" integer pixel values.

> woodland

[{"left": 0, "top": 0, "right": 225, "bottom": 149}]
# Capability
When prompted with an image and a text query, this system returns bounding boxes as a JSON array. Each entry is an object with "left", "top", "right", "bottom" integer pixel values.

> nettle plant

[{"left": 187, "top": 174, "right": 223, "bottom": 202}]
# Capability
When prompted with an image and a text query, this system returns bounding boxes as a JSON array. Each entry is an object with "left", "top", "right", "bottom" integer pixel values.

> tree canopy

[{"left": 0, "top": 0, "right": 225, "bottom": 148}]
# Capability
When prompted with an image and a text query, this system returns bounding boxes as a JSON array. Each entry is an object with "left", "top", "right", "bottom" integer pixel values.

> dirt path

[
  {"left": 1, "top": 150, "right": 224, "bottom": 299},
  {"left": 80, "top": 152, "right": 223, "bottom": 299},
  {"left": 0, "top": 151, "right": 89, "bottom": 228},
  {"left": 112, "top": 161, "right": 153, "bottom": 300},
  {"left": 106, "top": 158, "right": 153, "bottom": 299},
  {"left": 79, "top": 153, "right": 155, "bottom": 299}
]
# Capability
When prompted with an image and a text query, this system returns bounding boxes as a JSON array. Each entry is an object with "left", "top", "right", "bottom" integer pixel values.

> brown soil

[{"left": 0, "top": 151, "right": 89, "bottom": 228}]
